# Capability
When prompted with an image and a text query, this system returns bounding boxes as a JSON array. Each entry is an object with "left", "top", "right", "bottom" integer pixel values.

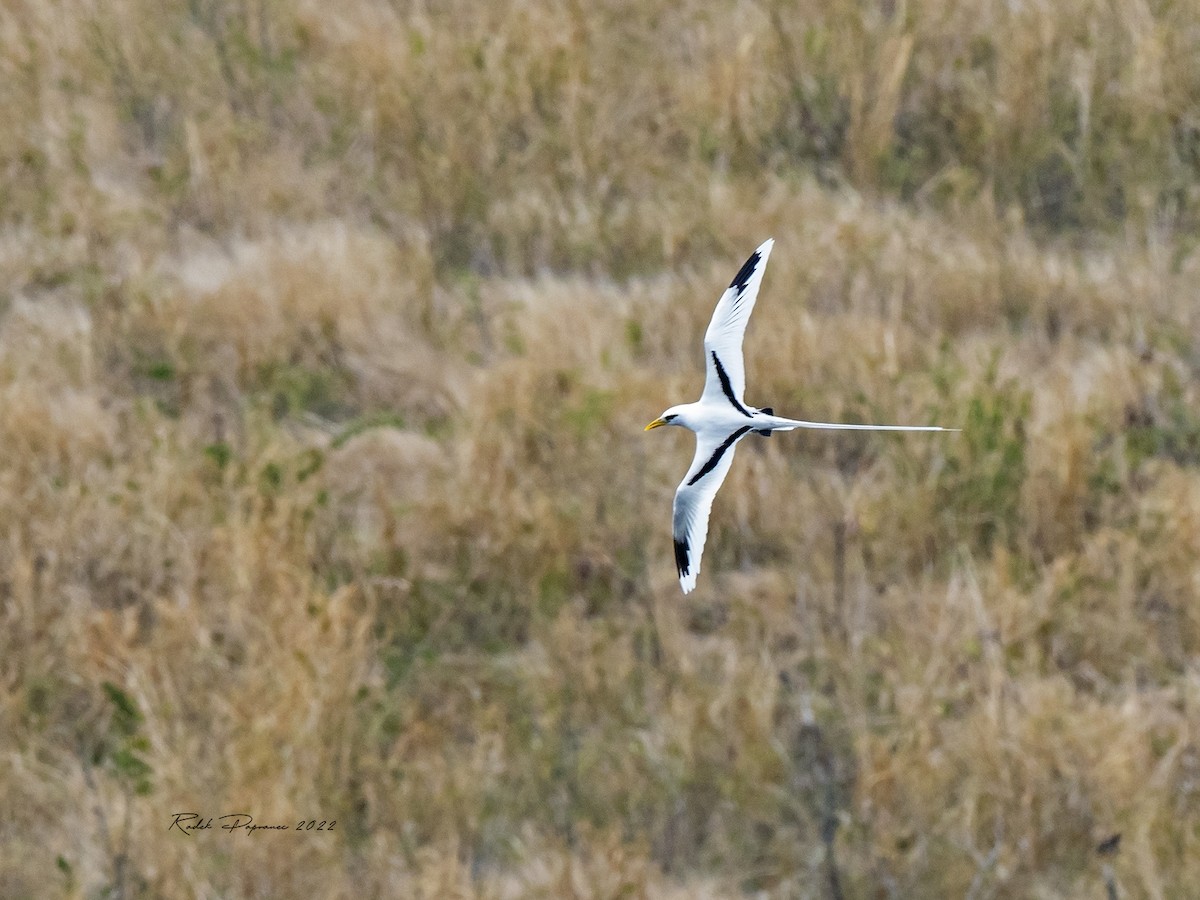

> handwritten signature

[{"left": 168, "top": 813, "right": 336, "bottom": 835}]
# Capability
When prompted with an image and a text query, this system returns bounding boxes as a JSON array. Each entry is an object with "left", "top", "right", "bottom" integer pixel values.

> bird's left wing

[
  {"left": 701, "top": 238, "right": 774, "bottom": 416},
  {"left": 672, "top": 425, "right": 754, "bottom": 593}
]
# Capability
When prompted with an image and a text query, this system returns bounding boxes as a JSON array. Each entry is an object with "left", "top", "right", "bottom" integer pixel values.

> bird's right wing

[
  {"left": 700, "top": 239, "right": 774, "bottom": 416},
  {"left": 672, "top": 425, "right": 754, "bottom": 593}
]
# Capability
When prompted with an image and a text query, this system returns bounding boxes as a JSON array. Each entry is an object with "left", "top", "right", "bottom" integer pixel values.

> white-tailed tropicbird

[{"left": 645, "top": 238, "right": 956, "bottom": 593}]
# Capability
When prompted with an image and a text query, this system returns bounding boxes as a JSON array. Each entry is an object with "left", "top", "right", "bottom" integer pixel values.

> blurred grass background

[{"left": 2, "top": 0, "right": 1200, "bottom": 896}]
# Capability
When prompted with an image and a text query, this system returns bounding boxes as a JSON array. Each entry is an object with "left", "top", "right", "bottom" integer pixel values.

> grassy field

[{"left": 2, "top": 0, "right": 1200, "bottom": 896}]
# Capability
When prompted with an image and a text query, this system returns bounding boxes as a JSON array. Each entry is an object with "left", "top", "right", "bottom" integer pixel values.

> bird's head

[{"left": 645, "top": 406, "right": 689, "bottom": 432}]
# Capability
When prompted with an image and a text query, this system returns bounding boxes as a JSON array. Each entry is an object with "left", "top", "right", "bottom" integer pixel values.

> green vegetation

[{"left": 2, "top": 0, "right": 1199, "bottom": 896}]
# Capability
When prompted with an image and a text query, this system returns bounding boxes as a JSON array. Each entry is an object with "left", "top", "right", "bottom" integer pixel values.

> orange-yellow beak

[{"left": 644, "top": 417, "right": 667, "bottom": 431}]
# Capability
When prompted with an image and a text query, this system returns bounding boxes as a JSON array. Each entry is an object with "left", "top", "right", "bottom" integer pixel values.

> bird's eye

[{"left": 665, "top": 415, "right": 676, "bottom": 422}]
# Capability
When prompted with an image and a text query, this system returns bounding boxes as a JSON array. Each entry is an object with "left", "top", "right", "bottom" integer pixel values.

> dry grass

[{"left": 2, "top": 0, "right": 1200, "bottom": 897}]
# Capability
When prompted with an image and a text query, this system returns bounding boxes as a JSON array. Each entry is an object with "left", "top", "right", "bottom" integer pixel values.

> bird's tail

[{"left": 764, "top": 415, "right": 957, "bottom": 433}]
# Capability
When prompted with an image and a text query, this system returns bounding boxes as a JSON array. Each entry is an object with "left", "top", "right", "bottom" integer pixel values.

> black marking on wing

[
  {"left": 755, "top": 429, "right": 771, "bottom": 437},
  {"left": 729, "top": 249, "right": 761, "bottom": 295},
  {"left": 687, "top": 426, "right": 752, "bottom": 487},
  {"left": 674, "top": 537, "right": 690, "bottom": 577},
  {"left": 760, "top": 407, "right": 773, "bottom": 415},
  {"left": 711, "top": 352, "right": 753, "bottom": 417}
]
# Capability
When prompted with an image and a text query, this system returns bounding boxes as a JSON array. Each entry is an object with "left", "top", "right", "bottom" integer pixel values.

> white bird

[{"left": 645, "top": 238, "right": 956, "bottom": 593}]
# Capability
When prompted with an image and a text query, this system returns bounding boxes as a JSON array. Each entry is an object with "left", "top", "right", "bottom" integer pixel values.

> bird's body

[{"left": 646, "top": 238, "right": 955, "bottom": 593}]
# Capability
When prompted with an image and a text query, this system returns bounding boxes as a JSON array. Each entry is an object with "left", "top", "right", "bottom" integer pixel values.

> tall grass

[{"left": 2, "top": 0, "right": 1200, "bottom": 896}]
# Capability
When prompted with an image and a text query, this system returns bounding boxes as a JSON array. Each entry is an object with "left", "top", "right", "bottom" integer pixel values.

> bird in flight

[{"left": 645, "top": 238, "right": 955, "bottom": 593}]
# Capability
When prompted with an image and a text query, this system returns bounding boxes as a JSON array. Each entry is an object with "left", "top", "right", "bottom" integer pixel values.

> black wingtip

[
  {"left": 728, "top": 249, "right": 761, "bottom": 293},
  {"left": 674, "top": 537, "right": 690, "bottom": 577}
]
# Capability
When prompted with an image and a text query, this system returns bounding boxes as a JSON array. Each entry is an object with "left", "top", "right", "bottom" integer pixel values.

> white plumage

[{"left": 645, "top": 238, "right": 955, "bottom": 593}]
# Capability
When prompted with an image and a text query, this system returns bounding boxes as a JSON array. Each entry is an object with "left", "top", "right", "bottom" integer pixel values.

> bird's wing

[
  {"left": 672, "top": 425, "right": 754, "bottom": 593},
  {"left": 701, "top": 238, "right": 774, "bottom": 416}
]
